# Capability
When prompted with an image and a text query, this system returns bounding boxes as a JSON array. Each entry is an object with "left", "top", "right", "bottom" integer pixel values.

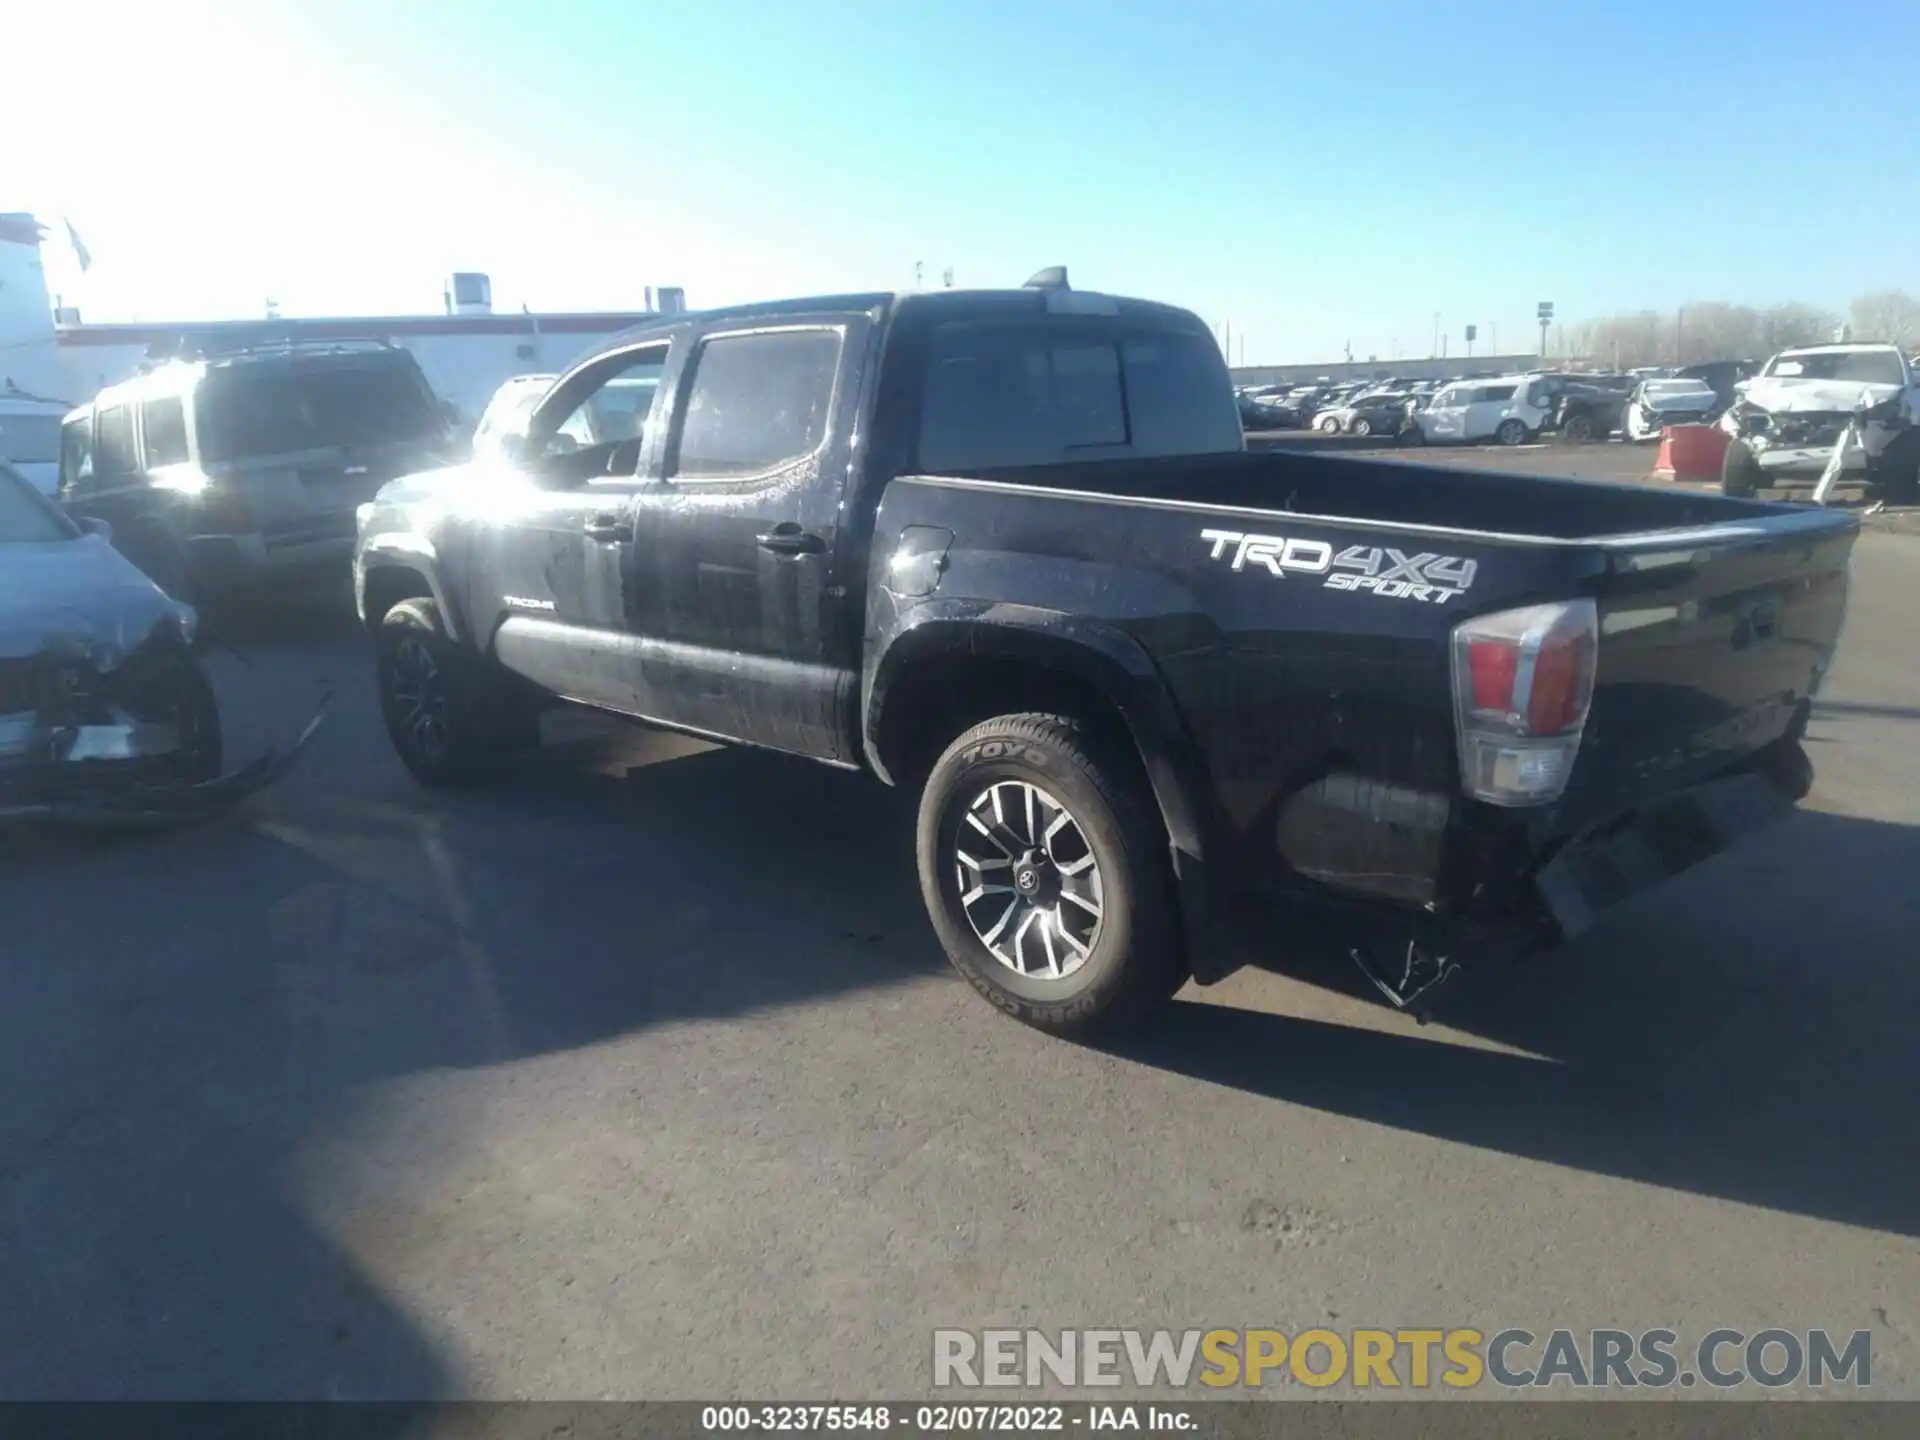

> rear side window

[
  {"left": 141, "top": 397, "right": 189, "bottom": 466},
  {"left": 94, "top": 405, "right": 139, "bottom": 479},
  {"left": 1480, "top": 384, "right": 1518, "bottom": 402},
  {"left": 671, "top": 329, "right": 841, "bottom": 479},
  {"left": 60, "top": 417, "right": 94, "bottom": 489},
  {"left": 918, "top": 321, "right": 1241, "bottom": 471}
]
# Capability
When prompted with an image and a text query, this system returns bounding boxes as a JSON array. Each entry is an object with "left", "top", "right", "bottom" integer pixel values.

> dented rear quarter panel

[{"left": 864, "top": 473, "right": 1598, "bottom": 881}]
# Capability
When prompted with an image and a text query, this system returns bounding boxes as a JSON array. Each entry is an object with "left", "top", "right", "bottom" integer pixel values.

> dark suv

[{"left": 59, "top": 339, "right": 453, "bottom": 602}]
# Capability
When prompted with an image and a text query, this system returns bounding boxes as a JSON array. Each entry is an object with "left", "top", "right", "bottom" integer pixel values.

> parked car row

[{"left": 1237, "top": 359, "right": 1778, "bottom": 447}]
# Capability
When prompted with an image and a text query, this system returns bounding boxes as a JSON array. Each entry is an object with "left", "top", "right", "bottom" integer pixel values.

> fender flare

[
  {"left": 356, "top": 534, "right": 462, "bottom": 642},
  {"left": 866, "top": 610, "right": 1235, "bottom": 980}
]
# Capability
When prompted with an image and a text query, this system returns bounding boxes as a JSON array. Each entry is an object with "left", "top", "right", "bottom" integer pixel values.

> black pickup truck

[{"left": 353, "top": 271, "right": 1856, "bottom": 1036}]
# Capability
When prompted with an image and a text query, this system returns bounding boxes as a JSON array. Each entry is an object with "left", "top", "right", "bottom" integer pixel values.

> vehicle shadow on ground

[
  {"left": 0, "top": 728, "right": 940, "bottom": 1400},
  {"left": 1110, "top": 805, "right": 1920, "bottom": 1238},
  {"left": 5, "top": 690, "right": 1916, "bottom": 1400}
]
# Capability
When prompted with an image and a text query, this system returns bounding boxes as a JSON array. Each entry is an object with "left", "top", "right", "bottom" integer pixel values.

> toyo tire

[{"left": 915, "top": 713, "right": 1186, "bottom": 1037}]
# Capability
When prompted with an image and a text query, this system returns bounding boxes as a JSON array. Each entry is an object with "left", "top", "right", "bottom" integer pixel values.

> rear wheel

[
  {"left": 375, "top": 598, "right": 535, "bottom": 787},
  {"left": 1562, "top": 411, "right": 1594, "bottom": 442},
  {"left": 1721, "top": 438, "right": 1765, "bottom": 498},
  {"left": 1495, "top": 418, "right": 1528, "bottom": 446},
  {"left": 915, "top": 713, "right": 1185, "bottom": 1037}
]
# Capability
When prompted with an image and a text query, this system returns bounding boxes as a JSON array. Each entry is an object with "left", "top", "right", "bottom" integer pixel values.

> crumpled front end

[
  {"left": 0, "top": 637, "right": 326, "bottom": 828},
  {"left": 1722, "top": 398, "right": 1896, "bottom": 477}
]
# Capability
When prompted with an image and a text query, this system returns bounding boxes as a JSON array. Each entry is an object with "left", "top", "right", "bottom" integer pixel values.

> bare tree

[
  {"left": 1757, "top": 303, "right": 1841, "bottom": 353},
  {"left": 1569, "top": 299, "right": 1843, "bottom": 369},
  {"left": 1848, "top": 290, "right": 1920, "bottom": 348}
]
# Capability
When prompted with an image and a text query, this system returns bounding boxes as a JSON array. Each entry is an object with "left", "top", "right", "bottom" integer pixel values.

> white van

[{"left": 1413, "top": 375, "right": 1552, "bottom": 446}]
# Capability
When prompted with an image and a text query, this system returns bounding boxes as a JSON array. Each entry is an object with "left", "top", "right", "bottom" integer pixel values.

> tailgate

[{"left": 1562, "top": 508, "right": 1856, "bottom": 821}]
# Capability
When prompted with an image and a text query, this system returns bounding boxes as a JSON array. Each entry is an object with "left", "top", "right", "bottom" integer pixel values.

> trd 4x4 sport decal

[{"left": 1200, "top": 529, "right": 1478, "bottom": 603}]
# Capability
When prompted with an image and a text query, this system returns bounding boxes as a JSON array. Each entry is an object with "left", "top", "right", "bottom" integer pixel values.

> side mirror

[
  {"left": 497, "top": 432, "right": 531, "bottom": 463},
  {"left": 80, "top": 516, "right": 113, "bottom": 542}
]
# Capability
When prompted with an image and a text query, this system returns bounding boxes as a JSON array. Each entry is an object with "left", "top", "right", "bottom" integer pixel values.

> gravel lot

[{"left": 2, "top": 459, "right": 1916, "bottom": 1402}]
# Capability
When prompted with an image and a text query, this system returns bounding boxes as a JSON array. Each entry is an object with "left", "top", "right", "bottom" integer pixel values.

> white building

[{"left": 1, "top": 209, "right": 686, "bottom": 489}]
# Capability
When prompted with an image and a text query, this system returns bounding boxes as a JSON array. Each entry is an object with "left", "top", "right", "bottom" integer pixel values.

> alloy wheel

[
  {"left": 953, "top": 780, "right": 1104, "bottom": 980},
  {"left": 389, "top": 637, "right": 451, "bottom": 762}
]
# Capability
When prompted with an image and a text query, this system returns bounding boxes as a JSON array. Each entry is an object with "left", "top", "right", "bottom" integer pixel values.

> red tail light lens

[{"left": 1467, "top": 640, "right": 1518, "bottom": 714}]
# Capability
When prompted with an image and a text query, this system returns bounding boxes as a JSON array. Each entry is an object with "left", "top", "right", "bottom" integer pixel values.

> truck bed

[
  {"left": 872, "top": 449, "right": 1856, "bottom": 920},
  {"left": 943, "top": 448, "right": 1783, "bottom": 541}
]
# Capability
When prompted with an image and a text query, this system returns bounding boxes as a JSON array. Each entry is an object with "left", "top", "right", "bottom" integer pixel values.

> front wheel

[
  {"left": 1721, "top": 438, "right": 1765, "bottom": 498},
  {"left": 916, "top": 713, "right": 1185, "bottom": 1037},
  {"left": 1351, "top": 417, "right": 1374, "bottom": 437},
  {"left": 1495, "top": 418, "right": 1529, "bottom": 446},
  {"left": 1317, "top": 416, "right": 1341, "bottom": 433},
  {"left": 375, "top": 598, "right": 535, "bottom": 787}
]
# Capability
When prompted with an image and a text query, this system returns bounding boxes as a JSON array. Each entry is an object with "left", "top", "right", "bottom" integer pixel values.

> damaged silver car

[
  {"left": 1718, "top": 343, "right": 1920, "bottom": 504},
  {"left": 0, "top": 461, "right": 322, "bottom": 826}
]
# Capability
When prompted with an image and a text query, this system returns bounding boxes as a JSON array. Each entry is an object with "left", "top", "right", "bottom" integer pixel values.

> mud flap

[
  {"left": 0, "top": 697, "right": 330, "bottom": 830},
  {"left": 1533, "top": 771, "right": 1798, "bottom": 940}
]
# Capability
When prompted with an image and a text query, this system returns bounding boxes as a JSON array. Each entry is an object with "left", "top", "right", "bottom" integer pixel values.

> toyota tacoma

[{"left": 354, "top": 272, "right": 1857, "bottom": 1035}]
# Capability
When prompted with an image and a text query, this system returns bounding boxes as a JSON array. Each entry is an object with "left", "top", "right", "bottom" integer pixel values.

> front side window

[
  {"left": 95, "top": 405, "right": 138, "bottom": 479},
  {"left": 537, "top": 349, "right": 667, "bottom": 462},
  {"left": 671, "top": 329, "right": 841, "bottom": 479},
  {"left": 141, "top": 397, "right": 190, "bottom": 467}
]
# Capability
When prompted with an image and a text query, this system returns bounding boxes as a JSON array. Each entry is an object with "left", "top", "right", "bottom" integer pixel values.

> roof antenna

[{"left": 1024, "top": 266, "right": 1069, "bottom": 290}]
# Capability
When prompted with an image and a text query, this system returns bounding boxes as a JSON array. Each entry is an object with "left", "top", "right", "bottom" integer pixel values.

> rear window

[
  {"left": 0, "top": 413, "right": 61, "bottom": 465},
  {"left": 197, "top": 362, "right": 444, "bottom": 462},
  {"left": 917, "top": 321, "right": 1242, "bottom": 471},
  {"left": 0, "top": 466, "right": 72, "bottom": 543}
]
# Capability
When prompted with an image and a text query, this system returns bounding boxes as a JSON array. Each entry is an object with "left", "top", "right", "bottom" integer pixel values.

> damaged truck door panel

[{"left": 354, "top": 271, "right": 1856, "bottom": 1038}]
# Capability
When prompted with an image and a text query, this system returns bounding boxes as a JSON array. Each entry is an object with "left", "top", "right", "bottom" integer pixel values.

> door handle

[
  {"left": 584, "top": 514, "right": 632, "bottom": 542},
  {"left": 757, "top": 526, "right": 825, "bottom": 556}
]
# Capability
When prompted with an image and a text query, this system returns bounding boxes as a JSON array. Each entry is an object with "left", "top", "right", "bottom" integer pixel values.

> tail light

[{"left": 1450, "top": 599, "right": 1598, "bottom": 806}]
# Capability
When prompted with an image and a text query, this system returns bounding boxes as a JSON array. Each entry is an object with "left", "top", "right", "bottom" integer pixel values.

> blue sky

[{"left": 14, "top": 0, "right": 1919, "bottom": 363}]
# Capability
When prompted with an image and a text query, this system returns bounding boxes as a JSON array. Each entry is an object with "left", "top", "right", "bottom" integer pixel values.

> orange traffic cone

[{"left": 1650, "top": 427, "right": 1676, "bottom": 482}]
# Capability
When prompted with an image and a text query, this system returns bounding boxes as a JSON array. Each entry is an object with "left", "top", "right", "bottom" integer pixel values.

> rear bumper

[
  {"left": 186, "top": 532, "right": 357, "bottom": 593},
  {"left": 0, "top": 701, "right": 327, "bottom": 828},
  {"left": 1261, "top": 740, "right": 1812, "bottom": 954},
  {"left": 1533, "top": 765, "right": 1803, "bottom": 939}
]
